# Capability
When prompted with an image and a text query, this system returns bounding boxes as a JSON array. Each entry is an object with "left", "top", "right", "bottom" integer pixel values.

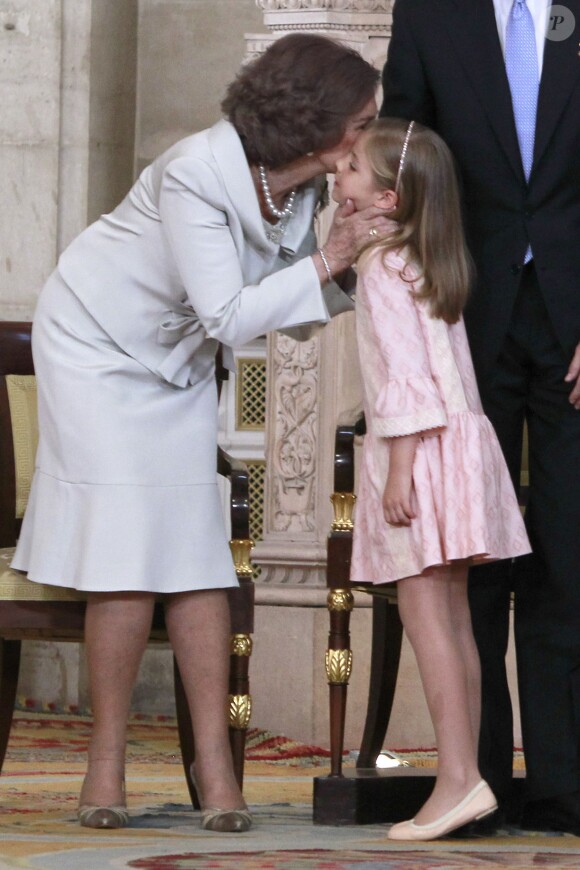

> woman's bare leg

[
  {"left": 397, "top": 563, "right": 484, "bottom": 824},
  {"left": 164, "top": 588, "right": 245, "bottom": 810},
  {"left": 80, "top": 592, "right": 155, "bottom": 807}
]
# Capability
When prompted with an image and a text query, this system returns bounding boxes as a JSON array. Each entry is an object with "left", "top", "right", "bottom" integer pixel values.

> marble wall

[
  {"left": 0, "top": 0, "right": 261, "bottom": 320},
  {"left": 135, "top": 0, "right": 263, "bottom": 172},
  {"left": 1, "top": 0, "right": 63, "bottom": 319}
]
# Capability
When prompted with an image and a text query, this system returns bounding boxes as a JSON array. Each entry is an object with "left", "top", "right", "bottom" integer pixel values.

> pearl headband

[{"left": 395, "top": 120, "right": 415, "bottom": 193}]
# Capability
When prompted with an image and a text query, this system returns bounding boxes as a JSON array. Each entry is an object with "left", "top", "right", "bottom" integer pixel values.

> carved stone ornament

[
  {"left": 271, "top": 334, "right": 319, "bottom": 533},
  {"left": 256, "top": 1, "right": 390, "bottom": 10},
  {"left": 254, "top": 0, "right": 393, "bottom": 38}
]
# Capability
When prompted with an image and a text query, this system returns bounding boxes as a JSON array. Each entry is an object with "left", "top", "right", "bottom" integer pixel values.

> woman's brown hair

[
  {"left": 360, "top": 118, "right": 474, "bottom": 324},
  {"left": 222, "top": 34, "right": 379, "bottom": 169}
]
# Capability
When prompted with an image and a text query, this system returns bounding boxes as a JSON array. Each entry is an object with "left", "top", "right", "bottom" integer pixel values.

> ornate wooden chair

[
  {"left": 314, "top": 416, "right": 529, "bottom": 824},
  {"left": 313, "top": 417, "right": 432, "bottom": 823},
  {"left": 0, "top": 321, "right": 254, "bottom": 805},
  {"left": 325, "top": 417, "right": 403, "bottom": 775}
]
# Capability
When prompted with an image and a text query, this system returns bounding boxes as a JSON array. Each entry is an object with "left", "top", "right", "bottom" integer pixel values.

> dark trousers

[{"left": 468, "top": 262, "right": 580, "bottom": 805}]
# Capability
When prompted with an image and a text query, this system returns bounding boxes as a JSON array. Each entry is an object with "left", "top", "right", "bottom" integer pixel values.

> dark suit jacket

[{"left": 381, "top": 0, "right": 580, "bottom": 376}]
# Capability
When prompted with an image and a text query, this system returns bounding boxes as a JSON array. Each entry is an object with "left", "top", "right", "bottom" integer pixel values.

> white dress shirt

[{"left": 492, "top": 0, "right": 549, "bottom": 75}]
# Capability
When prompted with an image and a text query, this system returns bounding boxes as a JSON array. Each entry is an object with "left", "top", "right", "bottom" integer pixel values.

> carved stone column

[
  {"left": 252, "top": 0, "right": 392, "bottom": 588},
  {"left": 250, "top": 0, "right": 391, "bottom": 64}
]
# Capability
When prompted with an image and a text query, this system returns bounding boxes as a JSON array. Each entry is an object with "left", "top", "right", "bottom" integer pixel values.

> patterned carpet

[
  {"left": 125, "top": 851, "right": 580, "bottom": 869},
  {"left": 4, "top": 704, "right": 336, "bottom": 766},
  {"left": 1, "top": 706, "right": 579, "bottom": 870}
]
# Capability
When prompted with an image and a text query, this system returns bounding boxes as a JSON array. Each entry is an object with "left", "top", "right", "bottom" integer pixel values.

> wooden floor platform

[{"left": 313, "top": 768, "right": 526, "bottom": 826}]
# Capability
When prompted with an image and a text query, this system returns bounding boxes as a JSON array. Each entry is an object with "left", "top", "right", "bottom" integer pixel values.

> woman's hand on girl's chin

[{"left": 323, "top": 200, "right": 399, "bottom": 271}]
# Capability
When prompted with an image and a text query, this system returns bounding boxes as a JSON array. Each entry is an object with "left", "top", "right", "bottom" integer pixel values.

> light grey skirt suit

[{"left": 12, "top": 119, "right": 353, "bottom": 593}]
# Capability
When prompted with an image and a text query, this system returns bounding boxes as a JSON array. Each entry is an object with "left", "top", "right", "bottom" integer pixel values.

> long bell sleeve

[{"left": 356, "top": 252, "right": 448, "bottom": 439}]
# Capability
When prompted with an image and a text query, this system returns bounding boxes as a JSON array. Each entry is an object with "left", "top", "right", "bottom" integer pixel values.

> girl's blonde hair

[{"left": 360, "top": 118, "right": 474, "bottom": 323}]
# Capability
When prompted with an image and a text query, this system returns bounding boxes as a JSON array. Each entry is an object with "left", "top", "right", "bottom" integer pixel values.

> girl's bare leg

[
  {"left": 396, "top": 562, "right": 484, "bottom": 824},
  {"left": 80, "top": 592, "right": 155, "bottom": 807},
  {"left": 164, "top": 588, "right": 245, "bottom": 810}
]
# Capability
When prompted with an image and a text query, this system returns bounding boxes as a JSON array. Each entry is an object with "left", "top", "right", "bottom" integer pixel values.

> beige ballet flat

[
  {"left": 190, "top": 763, "right": 252, "bottom": 832},
  {"left": 388, "top": 780, "right": 497, "bottom": 841},
  {"left": 78, "top": 804, "right": 129, "bottom": 829}
]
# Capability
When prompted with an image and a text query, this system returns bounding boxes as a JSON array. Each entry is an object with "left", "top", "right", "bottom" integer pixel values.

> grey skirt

[{"left": 12, "top": 271, "right": 238, "bottom": 593}]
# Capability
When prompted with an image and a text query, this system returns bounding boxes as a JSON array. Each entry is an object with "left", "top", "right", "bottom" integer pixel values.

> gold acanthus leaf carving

[
  {"left": 325, "top": 648, "right": 353, "bottom": 685},
  {"left": 229, "top": 694, "right": 252, "bottom": 729},
  {"left": 229, "top": 539, "right": 255, "bottom": 576},
  {"left": 330, "top": 492, "right": 357, "bottom": 530}
]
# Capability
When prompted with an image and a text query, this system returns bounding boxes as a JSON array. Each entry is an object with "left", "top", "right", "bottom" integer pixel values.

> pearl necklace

[{"left": 258, "top": 164, "right": 297, "bottom": 220}]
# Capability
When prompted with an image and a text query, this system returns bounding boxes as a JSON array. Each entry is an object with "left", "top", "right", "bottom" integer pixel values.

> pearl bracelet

[{"left": 318, "top": 248, "right": 332, "bottom": 284}]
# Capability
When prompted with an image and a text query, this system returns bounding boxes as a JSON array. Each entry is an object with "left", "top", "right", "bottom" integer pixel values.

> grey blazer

[{"left": 57, "top": 119, "right": 353, "bottom": 387}]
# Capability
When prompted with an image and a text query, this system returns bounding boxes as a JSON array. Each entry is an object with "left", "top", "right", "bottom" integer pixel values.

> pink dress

[{"left": 350, "top": 250, "right": 531, "bottom": 585}]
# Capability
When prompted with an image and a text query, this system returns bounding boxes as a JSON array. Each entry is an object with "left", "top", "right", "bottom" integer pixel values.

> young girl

[{"left": 332, "top": 119, "right": 531, "bottom": 841}]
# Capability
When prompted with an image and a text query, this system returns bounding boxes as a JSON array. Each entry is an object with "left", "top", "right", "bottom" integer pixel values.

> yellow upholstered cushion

[
  {"left": 0, "top": 548, "right": 86, "bottom": 602},
  {"left": 6, "top": 375, "right": 39, "bottom": 519}
]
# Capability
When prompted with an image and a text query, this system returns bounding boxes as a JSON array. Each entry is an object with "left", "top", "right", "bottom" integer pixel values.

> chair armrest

[
  {"left": 217, "top": 447, "right": 254, "bottom": 636},
  {"left": 217, "top": 447, "right": 251, "bottom": 544},
  {"left": 0, "top": 323, "right": 33, "bottom": 377},
  {"left": 334, "top": 412, "right": 365, "bottom": 494}
]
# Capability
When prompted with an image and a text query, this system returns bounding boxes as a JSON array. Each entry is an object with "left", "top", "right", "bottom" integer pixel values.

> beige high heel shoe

[
  {"left": 77, "top": 805, "right": 129, "bottom": 829},
  {"left": 190, "top": 764, "right": 252, "bottom": 833},
  {"left": 78, "top": 778, "right": 128, "bottom": 829}
]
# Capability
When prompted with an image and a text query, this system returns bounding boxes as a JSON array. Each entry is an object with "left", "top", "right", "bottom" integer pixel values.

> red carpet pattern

[
  {"left": 7, "top": 703, "right": 336, "bottom": 766},
  {"left": 127, "top": 849, "right": 580, "bottom": 869}
]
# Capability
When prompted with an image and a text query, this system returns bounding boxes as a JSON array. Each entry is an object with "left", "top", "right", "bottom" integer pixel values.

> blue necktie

[
  {"left": 505, "top": 0, "right": 539, "bottom": 262},
  {"left": 505, "top": 0, "right": 539, "bottom": 180}
]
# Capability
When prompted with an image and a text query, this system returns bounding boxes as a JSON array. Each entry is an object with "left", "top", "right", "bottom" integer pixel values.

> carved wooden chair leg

[
  {"left": 325, "top": 424, "right": 359, "bottom": 778},
  {"left": 0, "top": 639, "right": 21, "bottom": 774},
  {"left": 227, "top": 543, "right": 254, "bottom": 790},
  {"left": 173, "top": 655, "right": 199, "bottom": 808},
  {"left": 326, "top": 577, "right": 354, "bottom": 778},
  {"left": 228, "top": 630, "right": 252, "bottom": 788},
  {"left": 357, "top": 594, "right": 404, "bottom": 769}
]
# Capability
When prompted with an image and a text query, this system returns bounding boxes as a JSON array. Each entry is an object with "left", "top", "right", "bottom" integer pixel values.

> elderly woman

[{"left": 12, "top": 34, "right": 384, "bottom": 832}]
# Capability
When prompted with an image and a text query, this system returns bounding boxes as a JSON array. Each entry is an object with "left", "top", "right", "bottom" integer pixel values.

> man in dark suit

[{"left": 381, "top": 0, "right": 580, "bottom": 834}]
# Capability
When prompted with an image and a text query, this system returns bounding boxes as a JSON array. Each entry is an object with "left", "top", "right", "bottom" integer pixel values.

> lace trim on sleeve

[{"left": 372, "top": 408, "right": 447, "bottom": 439}]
